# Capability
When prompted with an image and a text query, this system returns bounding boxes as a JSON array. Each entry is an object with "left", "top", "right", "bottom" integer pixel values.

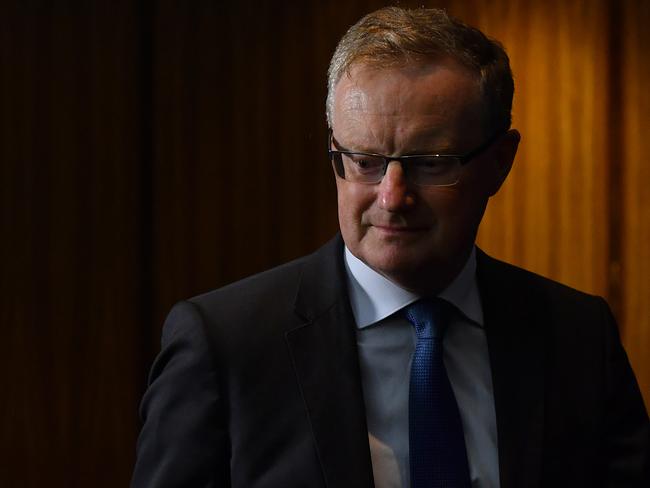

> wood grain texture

[
  {"left": 150, "top": 1, "right": 341, "bottom": 329},
  {"left": 475, "top": 0, "right": 611, "bottom": 297},
  {"left": 621, "top": 0, "right": 650, "bottom": 407},
  {"left": 1, "top": 2, "right": 146, "bottom": 486}
]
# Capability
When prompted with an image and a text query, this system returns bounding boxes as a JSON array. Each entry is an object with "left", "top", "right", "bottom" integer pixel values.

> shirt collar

[{"left": 344, "top": 246, "right": 483, "bottom": 329}]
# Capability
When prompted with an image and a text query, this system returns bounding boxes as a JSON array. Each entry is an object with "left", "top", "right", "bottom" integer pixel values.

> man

[{"left": 132, "top": 7, "right": 649, "bottom": 488}]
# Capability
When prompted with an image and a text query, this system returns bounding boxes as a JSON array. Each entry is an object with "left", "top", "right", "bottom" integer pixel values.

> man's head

[
  {"left": 326, "top": 7, "right": 514, "bottom": 134},
  {"left": 328, "top": 7, "right": 520, "bottom": 293}
]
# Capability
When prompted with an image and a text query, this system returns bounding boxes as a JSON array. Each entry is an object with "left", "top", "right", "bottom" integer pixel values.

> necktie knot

[{"left": 403, "top": 298, "right": 451, "bottom": 340}]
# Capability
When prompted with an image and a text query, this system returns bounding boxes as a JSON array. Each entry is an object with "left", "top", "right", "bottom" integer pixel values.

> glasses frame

[{"left": 327, "top": 129, "right": 504, "bottom": 186}]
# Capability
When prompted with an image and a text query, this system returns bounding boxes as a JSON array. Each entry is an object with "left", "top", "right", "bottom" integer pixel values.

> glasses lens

[
  {"left": 332, "top": 152, "right": 385, "bottom": 183},
  {"left": 331, "top": 152, "right": 345, "bottom": 178},
  {"left": 409, "top": 156, "right": 461, "bottom": 186}
]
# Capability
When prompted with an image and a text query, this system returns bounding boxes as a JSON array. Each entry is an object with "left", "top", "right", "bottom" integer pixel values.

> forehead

[{"left": 332, "top": 60, "right": 485, "bottom": 151}]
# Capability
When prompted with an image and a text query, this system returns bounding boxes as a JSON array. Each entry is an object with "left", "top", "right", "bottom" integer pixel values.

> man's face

[{"left": 331, "top": 60, "right": 518, "bottom": 292}]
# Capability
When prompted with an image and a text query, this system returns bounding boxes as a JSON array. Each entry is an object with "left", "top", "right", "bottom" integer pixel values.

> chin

[
  {"left": 363, "top": 246, "right": 435, "bottom": 282},
  {"left": 358, "top": 234, "right": 469, "bottom": 289}
]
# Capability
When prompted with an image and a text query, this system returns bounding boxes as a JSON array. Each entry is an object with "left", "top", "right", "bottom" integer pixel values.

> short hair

[{"left": 326, "top": 7, "right": 514, "bottom": 133}]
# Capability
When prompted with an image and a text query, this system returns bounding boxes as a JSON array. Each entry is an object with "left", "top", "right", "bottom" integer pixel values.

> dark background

[
  {"left": 2, "top": 1, "right": 648, "bottom": 487},
  {"left": 0, "top": 2, "right": 364, "bottom": 485}
]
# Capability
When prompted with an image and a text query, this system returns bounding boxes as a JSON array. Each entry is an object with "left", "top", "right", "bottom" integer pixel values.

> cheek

[
  {"left": 419, "top": 187, "right": 460, "bottom": 221},
  {"left": 420, "top": 185, "right": 487, "bottom": 234},
  {"left": 336, "top": 182, "right": 372, "bottom": 229},
  {"left": 436, "top": 184, "right": 489, "bottom": 234}
]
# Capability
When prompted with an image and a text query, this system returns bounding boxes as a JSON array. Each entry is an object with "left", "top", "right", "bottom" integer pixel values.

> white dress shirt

[{"left": 344, "top": 247, "right": 500, "bottom": 488}]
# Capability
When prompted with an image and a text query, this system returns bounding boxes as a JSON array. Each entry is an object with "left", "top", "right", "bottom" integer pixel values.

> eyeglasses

[{"left": 328, "top": 130, "right": 503, "bottom": 186}]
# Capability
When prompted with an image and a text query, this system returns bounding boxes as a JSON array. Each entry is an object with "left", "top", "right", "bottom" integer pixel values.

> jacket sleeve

[
  {"left": 600, "top": 298, "right": 650, "bottom": 486},
  {"left": 131, "top": 301, "right": 230, "bottom": 488}
]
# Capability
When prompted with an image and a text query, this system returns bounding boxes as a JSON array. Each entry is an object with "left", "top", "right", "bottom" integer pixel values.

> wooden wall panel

[
  {"left": 621, "top": 0, "right": 650, "bottom": 406},
  {"left": 0, "top": 2, "right": 146, "bottom": 486},
  {"left": 151, "top": 1, "right": 353, "bottom": 326},
  {"left": 474, "top": 0, "right": 611, "bottom": 298}
]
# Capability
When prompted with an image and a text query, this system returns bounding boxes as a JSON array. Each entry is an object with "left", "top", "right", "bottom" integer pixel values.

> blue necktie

[{"left": 404, "top": 298, "right": 471, "bottom": 488}]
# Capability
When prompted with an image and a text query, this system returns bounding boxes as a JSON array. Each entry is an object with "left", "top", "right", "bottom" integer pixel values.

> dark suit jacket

[{"left": 132, "top": 235, "right": 649, "bottom": 488}]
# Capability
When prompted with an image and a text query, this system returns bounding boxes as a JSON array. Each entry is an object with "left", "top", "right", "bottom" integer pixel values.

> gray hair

[{"left": 326, "top": 7, "right": 514, "bottom": 133}]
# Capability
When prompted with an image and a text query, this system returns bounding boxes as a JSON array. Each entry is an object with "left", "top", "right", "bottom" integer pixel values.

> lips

[{"left": 372, "top": 224, "right": 427, "bottom": 234}]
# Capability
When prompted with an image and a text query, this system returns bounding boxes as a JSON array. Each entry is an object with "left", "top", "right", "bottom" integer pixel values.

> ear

[{"left": 486, "top": 129, "right": 520, "bottom": 196}]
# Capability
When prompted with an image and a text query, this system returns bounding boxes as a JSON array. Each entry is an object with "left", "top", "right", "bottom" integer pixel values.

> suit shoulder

[
  {"left": 477, "top": 251, "right": 606, "bottom": 310},
  {"left": 188, "top": 253, "right": 311, "bottom": 313},
  {"left": 186, "top": 235, "right": 344, "bottom": 319}
]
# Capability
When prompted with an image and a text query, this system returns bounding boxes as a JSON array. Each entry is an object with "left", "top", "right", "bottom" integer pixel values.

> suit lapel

[
  {"left": 285, "top": 236, "right": 374, "bottom": 488},
  {"left": 477, "top": 250, "right": 545, "bottom": 488}
]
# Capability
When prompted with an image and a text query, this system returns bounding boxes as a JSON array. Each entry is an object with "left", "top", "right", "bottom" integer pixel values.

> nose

[{"left": 377, "top": 161, "right": 415, "bottom": 211}]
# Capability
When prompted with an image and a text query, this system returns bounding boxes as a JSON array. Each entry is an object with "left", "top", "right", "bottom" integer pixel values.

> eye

[
  {"left": 414, "top": 157, "right": 451, "bottom": 174},
  {"left": 343, "top": 154, "right": 384, "bottom": 173},
  {"left": 353, "top": 156, "right": 382, "bottom": 168},
  {"left": 356, "top": 159, "right": 372, "bottom": 169}
]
